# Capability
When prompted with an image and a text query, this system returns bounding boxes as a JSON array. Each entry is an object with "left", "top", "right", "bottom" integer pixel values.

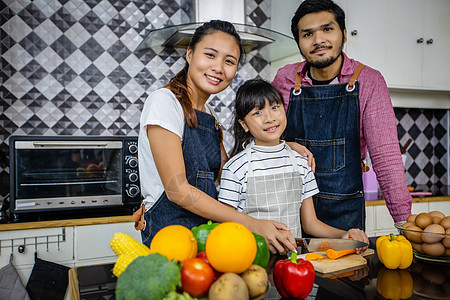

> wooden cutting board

[{"left": 298, "top": 248, "right": 374, "bottom": 274}]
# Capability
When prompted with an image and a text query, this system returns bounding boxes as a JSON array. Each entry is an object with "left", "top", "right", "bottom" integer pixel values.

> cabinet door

[
  {"left": 385, "top": 0, "right": 424, "bottom": 88},
  {"left": 344, "top": 0, "right": 388, "bottom": 76},
  {"left": 422, "top": 0, "right": 450, "bottom": 89},
  {"left": 76, "top": 222, "right": 141, "bottom": 262}
]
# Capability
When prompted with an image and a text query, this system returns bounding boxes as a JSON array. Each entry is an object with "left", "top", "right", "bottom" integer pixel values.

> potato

[
  {"left": 208, "top": 273, "right": 249, "bottom": 300},
  {"left": 241, "top": 265, "right": 268, "bottom": 298}
]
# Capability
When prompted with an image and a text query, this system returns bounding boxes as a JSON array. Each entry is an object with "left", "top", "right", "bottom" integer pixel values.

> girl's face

[
  {"left": 186, "top": 31, "right": 240, "bottom": 103},
  {"left": 239, "top": 99, "right": 286, "bottom": 147}
]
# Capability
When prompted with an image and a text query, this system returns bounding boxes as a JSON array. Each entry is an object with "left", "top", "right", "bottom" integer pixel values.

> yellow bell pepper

[
  {"left": 376, "top": 266, "right": 413, "bottom": 299},
  {"left": 376, "top": 233, "right": 413, "bottom": 269}
]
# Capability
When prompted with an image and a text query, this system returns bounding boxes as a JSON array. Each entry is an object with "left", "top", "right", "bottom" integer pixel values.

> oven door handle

[{"left": 13, "top": 141, "right": 123, "bottom": 149}]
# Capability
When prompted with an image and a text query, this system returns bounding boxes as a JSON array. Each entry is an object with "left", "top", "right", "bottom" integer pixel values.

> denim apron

[
  {"left": 284, "top": 63, "right": 366, "bottom": 232},
  {"left": 244, "top": 143, "right": 303, "bottom": 238},
  {"left": 141, "top": 110, "right": 221, "bottom": 246}
]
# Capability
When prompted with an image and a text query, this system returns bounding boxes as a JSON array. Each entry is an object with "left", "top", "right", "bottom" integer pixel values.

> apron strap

[
  {"left": 293, "top": 62, "right": 305, "bottom": 95},
  {"left": 347, "top": 63, "right": 365, "bottom": 89},
  {"left": 284, "top": 144, "right": 300, "bottom": 173},
  {"left": 293, "top": 62, "right": 366, "bottom": 94}
]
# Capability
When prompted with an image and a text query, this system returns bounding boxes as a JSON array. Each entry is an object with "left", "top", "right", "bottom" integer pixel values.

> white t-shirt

[
  {"left": 218, "top": 141, "right": 319, "bottom": 211},
  {"left": 138, "top": 88, "right": 185, "bottom": 210}
]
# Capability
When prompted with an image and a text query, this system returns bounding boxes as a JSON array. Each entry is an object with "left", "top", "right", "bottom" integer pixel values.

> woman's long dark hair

[
  {"left": 165, "top": 20, "right": 243, "bottom": 128},
  {"left": 229, "top": 79, "right": 285, "bottom": 157}
]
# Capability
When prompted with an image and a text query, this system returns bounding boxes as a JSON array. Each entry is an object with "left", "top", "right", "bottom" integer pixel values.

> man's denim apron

[
  {"left": 285, "top": 63, "right": 366, "bottom": 232},
  {"left": 141, "top": 110, "right": 221, "bottom": 246}
]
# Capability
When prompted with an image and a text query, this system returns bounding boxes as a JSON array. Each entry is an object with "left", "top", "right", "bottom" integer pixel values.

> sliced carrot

[
  {"left": 305, "top": 253, "right": 325, "bottom": 261},
  {"left": 326, "top": 248, "right": 356, "bottom": 260}
]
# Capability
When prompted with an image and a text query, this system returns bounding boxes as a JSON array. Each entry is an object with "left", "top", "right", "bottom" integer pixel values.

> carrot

[
  {"left": 326, "top": 248, "right": 356, "bottom": 260},
  {"left": 305, "top": 253, "right": 325, "bottom": 261}
]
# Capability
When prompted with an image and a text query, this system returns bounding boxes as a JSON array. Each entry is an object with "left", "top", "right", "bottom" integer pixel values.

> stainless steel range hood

[{"left": 135, "top": 0, "right": 298, "bottom": 62}]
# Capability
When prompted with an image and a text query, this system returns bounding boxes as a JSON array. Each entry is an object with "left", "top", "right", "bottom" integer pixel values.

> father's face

[{"left": 296, "top": 11, "right": 346, "bottom": 69}]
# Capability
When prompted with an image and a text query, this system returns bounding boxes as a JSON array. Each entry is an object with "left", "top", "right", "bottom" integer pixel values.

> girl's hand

[
  {"left": 341, "top": 228, "right": 369, "bottom": 254},
  {"left": 286, "top": 142, "right": 315, "bottom": 172},
  {"left": 248, "top": 219, "right": 296, "bottom": 254}
]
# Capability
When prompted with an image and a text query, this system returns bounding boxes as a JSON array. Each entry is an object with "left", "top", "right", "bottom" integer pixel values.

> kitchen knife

[{"left": 295, "top": 238, "right": 368, "bottom": 252}]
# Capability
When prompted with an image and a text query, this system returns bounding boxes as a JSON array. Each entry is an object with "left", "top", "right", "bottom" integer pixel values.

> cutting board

[{"left": 298, "top": 248, "right": 374, "bottom": 274}]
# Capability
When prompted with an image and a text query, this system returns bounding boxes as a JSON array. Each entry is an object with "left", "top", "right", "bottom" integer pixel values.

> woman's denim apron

[
  {"left": 141, "top": 110, "right": 221, "bottom": 246},
  {"left": 284, "top": 63, "right": 366, "bottom": 232}
]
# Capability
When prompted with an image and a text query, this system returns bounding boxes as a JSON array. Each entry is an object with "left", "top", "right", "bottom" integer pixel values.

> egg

[
  {"left": 442, "top": 228, "right": 450, "bottom": 248},
  {"left": 422, "top": 224, "right": 445, "bottom": 243},
  {"left": 404, "top": 225, "right": 423, "bottom": 243},
  {"left": 439, "top": 216, "right": 450, "bottom": 230},
  {"left": 407, "top": 214, "right": 417, "bottom": 223},
  {"left": 422, "top": 242, "right": 446, "bottom": 257},
  {"left": 415, "top": 213, "right": 433, "bottom": 229},
  {"left": 411, "top": 241, "right": 423, "bottom": 254},
  {"left": 429, "top": 211, "right": 445, "bottom": 224},
  {"left": 402, "top": 221, "right": 415, "bottom": 228},
  {"left": 445, "top": 248, "right": 450, "bottom": 257}
]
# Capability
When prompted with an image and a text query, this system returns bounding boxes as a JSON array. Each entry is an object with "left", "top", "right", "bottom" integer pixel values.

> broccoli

[{"left": 115, "top": 253, "right": 181, "bottom": 300}]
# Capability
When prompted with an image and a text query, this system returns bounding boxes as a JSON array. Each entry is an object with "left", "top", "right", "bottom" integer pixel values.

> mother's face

[{"left": 186, "top": 31, "right": 240, "bottom": 99}]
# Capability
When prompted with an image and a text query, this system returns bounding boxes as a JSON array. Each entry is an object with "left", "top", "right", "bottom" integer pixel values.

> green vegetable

[
  {"left": 163, "top": 291, "right": 196, "bottom": 300},
  {"left": 115, "top": 253, "right": 181, "bottom": 300},
  {"left": 191, "top": 220, "right": 219, "bottom": 252},
  {"left": 252, "top": 233, "right": 270, "bottom": 268}
]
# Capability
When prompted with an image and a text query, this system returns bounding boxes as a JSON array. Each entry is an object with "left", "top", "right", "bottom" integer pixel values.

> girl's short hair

[
  {"left": 165, "top": 20, "right": 243, "bottom": 128},
  {"left": 230, "top": 79, "right": 284, "bottom": 157}
]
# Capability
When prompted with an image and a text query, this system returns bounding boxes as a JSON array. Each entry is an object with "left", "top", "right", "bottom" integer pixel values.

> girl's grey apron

[
  {"left": 243, "top": 143, "right": 303, "bottom": 238},
  {"left": 284, "top": 63, "right": 366, "bottom": 232},
  {"left": 141, "top": 110, "right": 221, "bottom": 247}
]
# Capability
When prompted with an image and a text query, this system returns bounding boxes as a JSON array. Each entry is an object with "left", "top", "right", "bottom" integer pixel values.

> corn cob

[
  {"left": 112, "top": 254, "right": 135, "bottom": 277},
  {"left": 109, "top": 232, "right": 151, "bottom": 276},
  {"left": 110, "top": 232, "right": 151, "bottom": 257}
]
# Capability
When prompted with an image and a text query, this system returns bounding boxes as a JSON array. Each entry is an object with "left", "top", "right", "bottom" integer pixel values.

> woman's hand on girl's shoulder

[{"left": 286, "top": 142, "right": 315, "bottom": 172}]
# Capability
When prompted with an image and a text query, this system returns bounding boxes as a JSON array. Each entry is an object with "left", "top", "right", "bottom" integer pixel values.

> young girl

[
  {"left": 218, "top": 79, "right": 368, "bottom": 247},
  {"left": 138, "top": 21, "right": 311, "bottom": 253}
]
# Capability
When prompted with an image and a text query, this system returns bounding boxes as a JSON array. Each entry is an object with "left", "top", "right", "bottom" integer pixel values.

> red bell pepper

[{"left": 273, "top": 250, "right": 315, "bottom": 299}]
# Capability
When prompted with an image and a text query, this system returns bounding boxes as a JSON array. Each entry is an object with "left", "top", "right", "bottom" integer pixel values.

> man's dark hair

[{"left": 291, "top": 0, "right": 346, "bottom": 47}]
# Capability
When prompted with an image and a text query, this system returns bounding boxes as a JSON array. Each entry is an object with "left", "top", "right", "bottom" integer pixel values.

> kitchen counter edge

[
  {"left": 365, "top": 195, "right": 450, "bottom": 206},
  {"left": 0, "top": 215, "right": 134, "bottom": 231}
]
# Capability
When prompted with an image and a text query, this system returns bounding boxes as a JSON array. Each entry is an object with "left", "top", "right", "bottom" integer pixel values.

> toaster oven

[{"left": 9, "top": 136, "right": 141, "bottom": 215}]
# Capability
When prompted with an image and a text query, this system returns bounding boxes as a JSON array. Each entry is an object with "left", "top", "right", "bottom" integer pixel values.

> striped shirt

[{"left": 218, "top": 141, "right": 319, "bottom": 211}]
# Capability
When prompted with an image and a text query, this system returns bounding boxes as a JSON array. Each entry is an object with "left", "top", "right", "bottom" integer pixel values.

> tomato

[
  {"left": 196, "top": 251, "right": 223, "bottom": 281},
  {"left": 181, "top": 258, "right": 215, "bottom": 297}
]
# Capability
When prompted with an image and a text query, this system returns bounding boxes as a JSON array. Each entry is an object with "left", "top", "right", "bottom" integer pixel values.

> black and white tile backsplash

[{"left": 0, "top": 0, "right": 448, "bottom": 199}]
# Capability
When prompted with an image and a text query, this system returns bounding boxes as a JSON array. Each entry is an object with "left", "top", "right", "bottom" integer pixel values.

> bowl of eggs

[{"left": 394, "top": 211, "right": 450, "bottom": 263}]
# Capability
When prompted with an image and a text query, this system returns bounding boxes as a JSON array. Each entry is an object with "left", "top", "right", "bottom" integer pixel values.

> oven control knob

[
  {"left": 128, "top": 185, "right": 140, "bottom": 197},
  {"left": 128, "top": 172, "right": 138, "bottom": 183},
  {"left": 128, "top": 144, "right": 138, "bottom": 154},
  {"left": 128, "top": 157, "right": 138, "bottom": 168}
]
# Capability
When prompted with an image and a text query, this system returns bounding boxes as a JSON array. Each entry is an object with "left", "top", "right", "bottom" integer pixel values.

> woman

[{"left": 138, "top": 20, "right": 312, "bottom": 253}]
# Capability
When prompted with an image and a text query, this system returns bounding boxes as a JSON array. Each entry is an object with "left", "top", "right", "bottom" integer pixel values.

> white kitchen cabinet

[
  {"left": 339, "top": 0, "right": 388, "bottom": 76},
  {"left": 331, "top": 0, "right": 450, "bottom": 91},
  {"left": 384, "top": 0, "right": 450, "bottom": 90},
  {"left": 76, "top": 222, "right": 140, "bottom": 264},
  {"left": 0, "top": 220, "right": 138, "bottom": 299},
  {"left": 365, "top": 200, "right": 450, "bottom": 237}
]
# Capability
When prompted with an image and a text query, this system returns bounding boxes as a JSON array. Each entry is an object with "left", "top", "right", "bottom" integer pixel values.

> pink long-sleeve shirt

[{"left": 272, "top": 52, "right": 412, "bottom": 223}]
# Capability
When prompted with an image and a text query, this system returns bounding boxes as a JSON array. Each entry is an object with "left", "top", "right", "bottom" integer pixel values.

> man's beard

[
  {"left": 309, "top": 53, "right": 341, "bottom": 69},
  {"left": 300, "top": 38, "right": 345, "bottom": 69}
]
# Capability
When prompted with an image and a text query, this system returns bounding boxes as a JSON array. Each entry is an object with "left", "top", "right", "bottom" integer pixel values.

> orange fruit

[
  {"left": 150, "top": 225, "right": 197, "bottom": 261},
  {"left": 205, "top": 222, "right": 257, "bottom": 273}
]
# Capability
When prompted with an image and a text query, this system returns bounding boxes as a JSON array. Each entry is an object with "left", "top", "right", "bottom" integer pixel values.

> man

[{"left": 272, "top": 0, "right": 411, "bottom": 231}]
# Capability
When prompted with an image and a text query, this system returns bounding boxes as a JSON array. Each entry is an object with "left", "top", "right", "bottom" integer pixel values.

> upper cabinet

[{"left": 339, "top": 0, "right": 450, "bottom": 91}]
